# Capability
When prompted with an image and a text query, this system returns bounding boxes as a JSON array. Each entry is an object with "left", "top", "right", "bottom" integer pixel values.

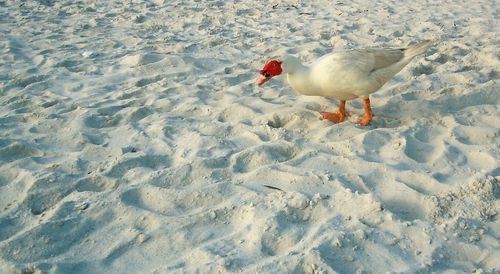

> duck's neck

[{"left": 286, "top": 64, "right": 316, "bottom": 96}]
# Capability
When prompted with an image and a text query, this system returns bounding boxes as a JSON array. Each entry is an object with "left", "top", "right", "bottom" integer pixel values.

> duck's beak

[{"left": 257, "top": 75, "right": 270, "bottom": 86}]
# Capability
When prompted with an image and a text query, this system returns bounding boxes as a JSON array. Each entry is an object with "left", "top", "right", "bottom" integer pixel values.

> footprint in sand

[
  {"left": 411, "top": 64, "right": 434, "bottom": 76},
  {"left": 127, "top": 106, "right": 154, "bottom": 123},
  {"left": 76, "top": 175, "right": 117, "bottom": 192},
  {"left": 0, "top": 142, "right": 44, "bottom": 163},
  {"left": 82, "top": 131, "right": 108, "bottom": 145},
  {"left": 403, "top": 127, "right": 445, "bottom": 164},
  {"left": 260, "top": 205, "right": 321, "bottom": 256},
  {"left": 120, "top": 186, "right": 225, "bottom": 217},
  {"left": 150, "top": 163, "right": 219, "bottom": 189},
  {"left": 267, "top": 114, "right": 292, "bottom": 129},
  {"left": 6, "top": 74, "right": 49, "bottom": 90},
  {"left": 435, "top": 86, "right": 497, "bottom": 113},
  {"left": 231, "top": 143, "right": 296, "bottom": 173},
  {"left": 232, "top": 192, "right": 326, "bottom": 258},
  {"left": 404, "top": 136, "right": 438, "bottom": 163},
  {"left": 96, "top": 105, "right": 128, "bottom": 116},
  {"left": 0, "top": 216, "right": 23, "bottom": 242},
  {"left": 135, "top": 75, "right": 163, "bottom": 87},
  {"left": 84, "top": 113, "right": 123, "bottom": 129},
  {"left": 361, "top": 130, "right": 392, "bottom": 150},
  {"left": 54, "top": 59, "right": 83, "bottom": 73},
  {"left": 105, "top": 154, "right": 170, "bottom": 178},
  {"left": 0, "top": 217, "right": 96, "bottom": 263},
  {"left": 120, "top": 52, "right": 165, "bottom": 67},
  {"left": 25, "top": 174, "right": 76, "bottom": 215}
]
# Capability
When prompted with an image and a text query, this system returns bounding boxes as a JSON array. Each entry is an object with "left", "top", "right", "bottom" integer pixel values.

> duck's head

[
  {"left": 257, "top": 60, "right": 282, "bottom": 86},
  {"left": 257, "top": 55, "right": 300, "bottom": 86}
]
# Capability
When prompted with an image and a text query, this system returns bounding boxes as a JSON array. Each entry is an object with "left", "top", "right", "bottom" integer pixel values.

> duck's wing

[
  {"left": 319, "top": 48, "right": 404, "bottom": 76},
  {"left": 352, "top": 48, "right": 405, "bottom": 72}
]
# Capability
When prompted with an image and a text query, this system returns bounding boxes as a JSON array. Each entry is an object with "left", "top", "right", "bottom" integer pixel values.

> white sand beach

[{"left": 0, "top": 0, "right": 499, "bottom": 273}]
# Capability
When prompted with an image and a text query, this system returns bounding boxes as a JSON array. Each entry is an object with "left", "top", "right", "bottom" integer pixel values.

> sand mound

[{"left": 428, "top": 176, "right": 499, "bottom": 224}]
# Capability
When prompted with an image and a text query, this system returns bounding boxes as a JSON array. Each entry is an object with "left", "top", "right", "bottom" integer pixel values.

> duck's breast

[
  {"left": 311, "top": 52, "right": 381, "bottom": 99},
  {"left": 287, "top": 70, "right": 321, "bottom": 96}
]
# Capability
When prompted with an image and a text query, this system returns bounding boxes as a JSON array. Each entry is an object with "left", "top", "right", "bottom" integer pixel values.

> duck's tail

[
  {"left": 369, "top": 40, "right": 433, "bottom": 87},
  {"left": 404, "top": 40, "right": 433, "bottom": 58}
]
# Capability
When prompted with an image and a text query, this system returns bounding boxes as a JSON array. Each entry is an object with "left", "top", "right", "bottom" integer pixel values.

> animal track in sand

[
  {"left": 135, "top": 75, "right": 163, "bottom": 87},
  {"left": 149, "top": 161, "right": 229, "bottom": 190},
  {"left": 432, "top": 53, "right": 449, "bottom": 64},
  {"left": 453, "top": 126, "right": 486, "bottom": 145},
  {"left": 336, "top": 174, "right": 370, "bottom": 194},
  {"left": 362, "top": 130, "right": 392, "bottom": 148},
  {"left": 234, "top": 192, "right": 331, "bottom": 258},
  {"left": 396, "top": 172, "right": 442, "bottom": 196},
  {"left": 102, "top": 237, "right": 139, "bottom": 267},
  {"left": 127, "top": 106, "right": 154, "bottom": 123},
  {"left": 120, "top": 52, "right": 165, "bottom": 67},
  {"left": 0, "top": 143, "right": 43, "bottom": 163},
  {"left": 54, "top": 59, "right": 83, "bottom": 73},
  {"left": 388, "top": 193, "right": 430, "bottom": 222},
  {"left": 223, "top": 73, "right": 254, "bottom": 86},
  {"left": 403, "top": 126, "right": 446, "bottom": 164},
  {"left": 443, "top": 145, "right": 467, "bottom": 166},
  {"left": 0, "top": 138, "right": 14, "bottom": 150},
  {"left": 40, "top": 99, "right": 59, "bottom": 108},
  {"left": 120, "top": 186, "right": 225, "bottom": 217},
  {"left": 0, "top": 167, "right": 29, "bottom": 193},
  {"left": 260, "top": 212, "right": 309, "bottom": 256},
  {"left": 114, "top": 89, "right": 145, "bottom": 100},
  {"left": 231, "top": 143, "right": 296, "bottom": 173},
  {"left": 217, "top": 103, "right": 261, "bottom": 124},
  {"left": 403, "top": 136, "right": 441, "bottom": 164},
  {"left": 453, "top": 106, "right": 499, "bottom": 128},
  {"left": 84, "top": 113, "right": 123, "bottom": 129},
  {"left": 4, "top": 95, "right": 32, "bottom": 110},
  {"left": 448, "top": 46, "right": 470, "bottom": 57},
  {"left": 198, "top": 156, "right": 231, "bottom": 170},
  {"left": 25, "top": 174, "right": 75, "bottom": 216},
  {"left": 0, "top": 114, "right": 25, "bottom": 129},
  {"left": 76, "top": 175, "right": 117, "bottom": 192},
  {"left": 435, "top": 86, "right": 497, "bottom": 113},
  {"left": 105, "top": 155, "right": 170, "bottom": 178},
  {"left": 267, "top": 114, "right": 291, "bottom": 129},
  {"left": 100, "top": 209, "right": 163, "bottom": 267},
  {"left": 413, "top": 127, "right": 444, "bottom": 143},
  {"left": 360, "top": 169, "right": 428, "bottom": 222},
  {"left": 0, "top": 217, "right": 96, "bottom": 263},
  {"left": 316, "top": 224, "right": 421, "bottom": 273},
  {"left": 411, "top": 64, "right": 434, "bottom": 76},
  {"left": 6, "top": 74, "right": 49, "bottom": 90},
  {"left": 0, "top": 216, "right": 22, "bottom": 242},
  {"left": 81, "top": 132, "right": 107, "bottom": 145},
  {"left": 96, "top": 105, "right": 128, "bottom": 116},
  {"left": 0, "top": 175, "right": 8, "bottom": 188}
]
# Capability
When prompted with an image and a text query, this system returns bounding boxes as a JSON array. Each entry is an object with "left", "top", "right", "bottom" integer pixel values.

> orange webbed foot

[
  {"left": 320, "top": 111, "right": 347, "bottom": 123},
  {"left": 358, "top": 116, "right": 372, "bottom": 126},
  {"left": 358, "top": 98, "right": 373, "bottom": 126}
]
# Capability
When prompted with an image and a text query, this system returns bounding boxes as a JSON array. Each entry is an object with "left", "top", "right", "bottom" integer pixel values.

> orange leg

[
  {"left": 320, "top": 100, "right": 348, "bottom": 123},
  {"left": 359, "top": 98, "right": 372, "bottom": 126}
]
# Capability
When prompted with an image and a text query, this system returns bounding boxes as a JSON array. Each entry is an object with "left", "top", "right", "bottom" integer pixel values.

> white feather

[{"left": 283, "top": 41, "right": 432, "bottom": 100}]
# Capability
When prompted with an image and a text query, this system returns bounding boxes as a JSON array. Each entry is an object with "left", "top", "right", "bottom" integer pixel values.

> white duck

[{"left": 257, "top": 41, "right": 432, "bottom": 125}]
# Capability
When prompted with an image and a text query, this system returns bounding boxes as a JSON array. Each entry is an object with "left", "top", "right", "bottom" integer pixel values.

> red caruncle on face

[
  {"left": 257, "top": 60, "right": 282, "bottom": 86},
  {"left": 260, "top": 60, "right": 283, "bottom": 77}
]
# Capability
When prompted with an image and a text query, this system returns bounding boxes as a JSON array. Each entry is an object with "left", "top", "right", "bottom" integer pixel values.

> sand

[{"left": 0, "top": 0, "right": 499, "bottom": 273}]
